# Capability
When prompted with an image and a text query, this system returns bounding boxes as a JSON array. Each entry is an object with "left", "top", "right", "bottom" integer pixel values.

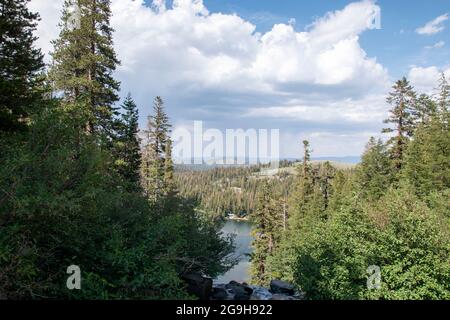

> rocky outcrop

[
  {"left": 212, "top": 286, "right": 228, "bottom": 300},
  {"left": 181, "top": 272, "right": 213, "bottom": 300},
  {"left": 213, "top": 279, "right": 303, "bottom": 301},
  {"left": 270, "top": 294, "right": 297, "bottom": 300},
  {"left": 226, "top": 281, "right": 254, "bottom": 300},
  {"left": 181, "top": 273, "right": 303, "bottom": 301},
  {"left": 212, "top": 281, "right": 254, "bottom": 300},
  {"left": 249, "top": 286, "right": 272, "bottom": 300}
]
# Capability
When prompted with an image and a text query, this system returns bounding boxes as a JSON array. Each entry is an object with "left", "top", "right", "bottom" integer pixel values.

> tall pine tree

[
  {"left": 114, "top": 93, "right": 141, "bottom": 190},
  {"left": 436, "top": 72, "right": 449, "bottom": 115},
  {"left": 250, "top": 180, "right": 283, "bottom": 286},
  {"left": 0, "top": 0, "right": 44, "bottom": 132},
  {"left": 383, "top": 77, "right": 416, "bottom": 171},
  {"left": 164, "top": 137, "right": 176, "bottom": 197},
  {"left": 141, "top": 96, "right": 172, "bottom": 205},
  {"left": 290, "top": 140, "right": 315, "bottom": 229},
  {"left": 435, "top": 72, "right": 449, "bottom": 128},
  {"left": 413, "top": 94, "right": 437, "bottom": 125},
  {"left": 49, "top": 0, "right": 120, "bottom": 137},
  {"left": 356, "top": 137, "right": 392, "bottom": 201},
  {"left": 402, "top": 74, "right": 450, "bottom": 196}
]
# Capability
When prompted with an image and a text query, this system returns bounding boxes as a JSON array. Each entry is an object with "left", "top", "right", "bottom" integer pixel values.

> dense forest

[
  {"left": 0, "top": 0, "right": 234, "bottom": 299},
  {"left": 1, "top": 0, "right": 449, "bottom": 300},
  {"left": 175, "top": 161, "right": 296, "bottom": 219}
]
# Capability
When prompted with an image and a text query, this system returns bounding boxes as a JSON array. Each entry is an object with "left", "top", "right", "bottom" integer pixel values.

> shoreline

[{"left": 226, "top": 216, "right": 250, "bottom": 222}]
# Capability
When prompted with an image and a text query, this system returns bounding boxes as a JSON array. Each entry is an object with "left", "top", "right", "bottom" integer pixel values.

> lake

[{"left": 215, "top": 219, "right": 253, "bottom": 284}]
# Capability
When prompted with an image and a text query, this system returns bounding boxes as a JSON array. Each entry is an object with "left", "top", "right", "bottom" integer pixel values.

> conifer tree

[
  {"left": 141, "top": 96, "right": 171, "bottom": 205},
  {"left": 413, "top": 94, "right": 437, "bottom": 125},
  {"left": 250, "top": 180, "right": 282, "bottom": 286},
  {"left": 402, "top": 108, "right": 449, "bottom": 196},
  {"left": 436, "top": 72, "right": 449, "bottom": 115},
  {"left": 49, "top": 0, "right": 120, "bottom": 136},
  {"left": 290, "top": 140, "right": 315, "bottom": 229},
  {"left": 317, "top": 161, "right": 336, "bottom": 210},
  {"left": 115, "top": 93, "right": 141, "bottom": 190},
  {"left": 400, "top": 73, "right": 449, "bottom": 196},
  {"left": 435, "top": 72, "right": 450, "bottom": 129},
  {"left": 383, "top": 77, "right": 417, "bottom": 171},
  {"left": 356, "top": 137, "right": 392, "bottom": 201},
  {"left": 0, "top": 0, "right": 44, "bottom": 132},
  {"left": 164, "top": 137, "right": 176, "bottom": 196},
  {"left": 301, "top": 140, "right": 311, "bottom": 177}
]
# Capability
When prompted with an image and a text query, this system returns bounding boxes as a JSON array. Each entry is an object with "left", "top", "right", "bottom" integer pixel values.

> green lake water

[{"left": 215, "top": 220, "right": 253, "bottom": 284}]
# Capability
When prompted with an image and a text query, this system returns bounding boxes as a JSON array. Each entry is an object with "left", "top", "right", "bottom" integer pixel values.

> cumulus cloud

[
  {"left": 244, "top": 94, "right": 388, "bottom": 126},
  {"left": 408, "top": 66, "right": 450, "bottom": 94},
  {"left": 416, "top": 13, "right": 448, "bottom": 35},
  {"left": 28, "top": 0, "right": 390, "bottom": 157}
]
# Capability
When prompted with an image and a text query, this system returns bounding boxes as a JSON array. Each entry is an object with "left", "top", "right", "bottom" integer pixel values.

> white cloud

[
  {"left": 244, "top": 94, "right": 388, "bottom": 125},
  {"left": 28, "top": 0, "right": 62, "bottom": 58},
  {"left": 424, "top": 41, "right": 445, "bottom": 50},
  {"left": 28, "top": 0, "right": 390, "bottom": 157},
  {"left": 29, "top": 0, "right": 387, "bottom": 91},
  {"left": 408, "top": 66, "right": 450, "bottom": 93},
  {"left": 416, "top": 13, "right": 448, "bottom": 35}
]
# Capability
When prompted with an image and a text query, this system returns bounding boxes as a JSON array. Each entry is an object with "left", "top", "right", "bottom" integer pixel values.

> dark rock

[
  {"left": 181, "top": 273, "right": 212, "bottom": 300},
  {"left": 212, "top": 286, "right": 228, "bottom": 300},
  {"left": 270, "top": 279, "right": 295, "bottom": 295},
  {"left": 229, "top": 281, "right": 254, "bottom": 295},
  {"left": 225, "top": 281, "right": 253, "bottom": 300},
  {"left": 270, "top": 294, "right": 297, "bottom": 300},
  {"left": 250, "top": 286, "right": 272, "bottom": 300}
]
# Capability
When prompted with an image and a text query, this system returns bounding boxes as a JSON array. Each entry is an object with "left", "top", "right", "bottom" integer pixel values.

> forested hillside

[{"left": 174, "top": 160, "right": 354, "bottom": 220}]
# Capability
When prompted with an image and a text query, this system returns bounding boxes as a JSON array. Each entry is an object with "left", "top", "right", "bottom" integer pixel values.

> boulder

[
  {"left": 225, "top": 281, "right": 253, "bottom": 300},
  {"left": 249, "top": 286, "right": 272, "bottom": 300},
  {"left": 181, "top": 273, "right": 212, "bottom": 300},
  {"left": 270, "top": 279, "right": 295, "bottom": 295},
  {"left": 212, "top": 286, "right": 228, "bottom": 300},
  {"left": 270, "top": 294, "right": 297, "bottom": 300}
]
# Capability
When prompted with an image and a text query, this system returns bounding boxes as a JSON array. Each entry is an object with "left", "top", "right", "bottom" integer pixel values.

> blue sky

[
  {"left": 31, "top": 0, "right": 450, "bottom": 159},
  {"left": 146, "top": 0, "right": 450, "bottom": 78},
  {"left": 205, "top": 0, "right": 450, "bottom": 78}
]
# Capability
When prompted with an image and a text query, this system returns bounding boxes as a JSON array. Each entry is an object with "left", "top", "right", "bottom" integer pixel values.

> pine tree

[
  {"left": 413, "top": 94, "right": 437, "bottom": 125},
  {"left": 164, "top": 137, "right": 176, "bottom": 196},
  {"left": 317, "top": 161, "right": 336, "bottom": 211},
  {"left": 402, "top": 85, "right": 450, "bottom": 197},
  {"left": 114, "top": 93, "right": 141, "bottom": 190},
  {"left": 250, "top": 180, "right": 283, "bottom": 286},
  {"left": 0, "top": 0, "right": 44, "bottom": 132},
  {"left": 141, "top": 96, "right": 171, "bottom": 205},
  {"left": 301, "top": 140, "right": 311, "bottom": 177},
  {"left": 356, "top": 137, "right": 392, "bottom": 201},
  {"left": 436, "top": 72, "right": 449, "bottom": 115},
  {"left": 290, "top": 140, "right": 315, "bottom": 229},
  {"left": 49, "top": 0, "right": 120, "bottom": 136},
  {"left": 435, "top": 72, "right": 450, "bottom": 130},
  {"left": 383, "top": 77, "right": 417, "bottom": 171}
]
